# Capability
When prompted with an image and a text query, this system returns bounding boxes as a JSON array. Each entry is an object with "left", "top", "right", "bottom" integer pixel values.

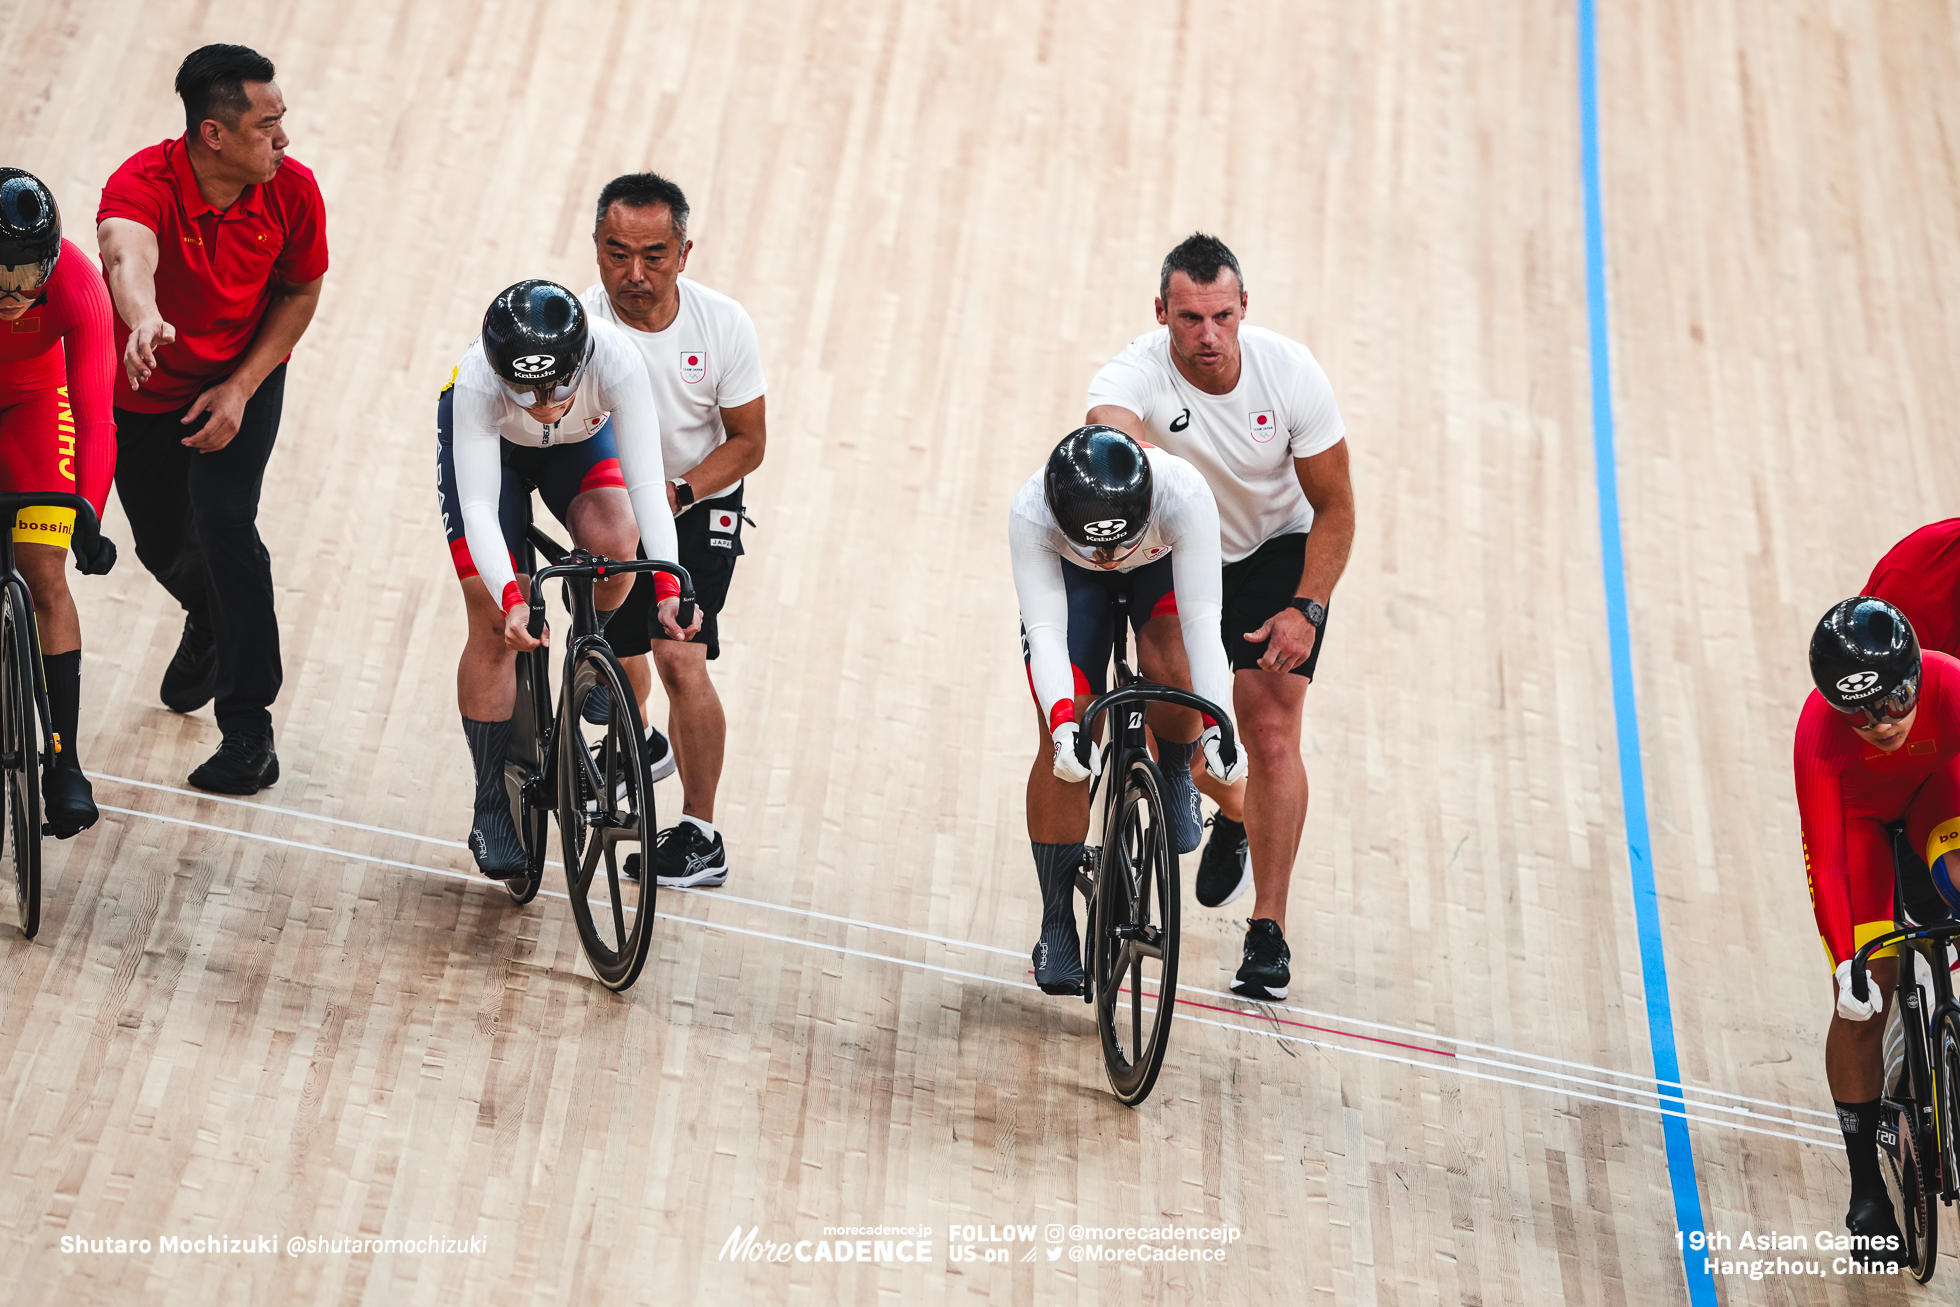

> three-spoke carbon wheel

[
  {"left": 1094, "top": 757, "right": 1180, "bottom": 1106},
  {"left": 1, "top": 581, "right": 41, "bottom": 939},
  {"left": 557, "top": 646, "right": 657, "bottom": 991}
]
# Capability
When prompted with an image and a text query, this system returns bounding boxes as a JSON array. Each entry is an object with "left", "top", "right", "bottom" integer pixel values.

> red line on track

[{"left": 1028, "top": 971, "right": 1457, "bottom": 1059}]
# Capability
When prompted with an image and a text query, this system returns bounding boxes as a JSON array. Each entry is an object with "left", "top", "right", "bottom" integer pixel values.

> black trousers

[{"left": 113, "top": 363, "right": 286, "bottom": 739}]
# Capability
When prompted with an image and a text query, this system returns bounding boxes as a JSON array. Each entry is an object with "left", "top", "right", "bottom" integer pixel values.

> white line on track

[{"left": 93, "top": 780, "right": 1835, "bottom": 1138}]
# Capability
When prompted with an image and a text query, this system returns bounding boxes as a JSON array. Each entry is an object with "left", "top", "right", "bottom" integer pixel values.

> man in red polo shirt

[
  {"left": 95, "top": 44, "right": 327, "bottom": 793},
  {"left": 1864, "top": 519, "right": 1960, "bottom": 658}
]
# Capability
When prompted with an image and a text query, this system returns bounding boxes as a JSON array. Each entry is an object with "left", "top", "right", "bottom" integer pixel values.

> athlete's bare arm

[
  {"left": 1085, "top": 404, "right": 1144, "bottom": 440},
  {"left": 95, "top": 217, "right": 171, "bottom": 390},
  {"left": 666, "top": 394, "right": 766, "bottom": 512}
]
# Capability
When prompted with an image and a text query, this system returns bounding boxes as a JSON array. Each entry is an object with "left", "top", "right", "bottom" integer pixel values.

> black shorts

[
  {"left": 1020, "top": 553, "right": 1177, "bottom": 701},
  {"left": 1221, "top": 532, "right": 1326, "bottom": 679},
  {"left": 606, "top": 484, "right": 747, "bottom": 661}
]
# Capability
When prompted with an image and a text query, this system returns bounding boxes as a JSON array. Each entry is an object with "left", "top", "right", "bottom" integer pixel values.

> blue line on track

[{"left": 1576, "top": 3, "right": 1718, "bottom": 1302}]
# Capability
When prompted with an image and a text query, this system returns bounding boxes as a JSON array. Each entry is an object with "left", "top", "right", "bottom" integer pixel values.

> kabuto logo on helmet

[
  {"left": 1082, "top": 519, "right": 1129, "bottom": 539},
  {"left": 511, "top": 354, "right": 558, "bottom": 378},
  {"left": 1836, "top": 670, "right": 1882, "bottom": 697}
]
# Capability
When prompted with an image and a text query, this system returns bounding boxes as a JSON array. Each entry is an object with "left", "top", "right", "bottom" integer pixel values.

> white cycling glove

[
  {"left": 1835, "top": 959, "right": 1883, "bottom": 1022},
  {"left": 1051, "top": 722, "right": 1099, "bottom": 784},
  {"left": 1201, "top": 724, "right": 1247, "bottom": 784}
]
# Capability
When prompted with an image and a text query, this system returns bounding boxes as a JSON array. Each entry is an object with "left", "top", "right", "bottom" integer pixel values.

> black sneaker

[
  {"left": 468, "top": 803, "right": 528, "bottom": 878},
  {"left": 651, "top": 821, "right": 728, "bottom": 887},
  {"left": 1161, "top": 755, "right": 1203, "bottom": 854},
  {"left": 1195, "top": 813, "right": 1252, "bottom": 908},
  {"left": 160, "top": 616, "right": 217, "bottom": 713},
  {"left": 43, "top": 765, "right": 99, "bottom": 839},
  {"left": 1845, "top": 1191, "right": 1905, "bottom": 1258},
  {"left": 1232, "top": 918, "right": 1290, "bottom": 1000},
  {"left": 1032, "top": 922, "right": 1085, "bottom": 995},
  {"left": 643, "top": 722, "right": 676, "bottom": 783},
  {"left": 188, "top": 733, "right": 279, "bottom": 795}
]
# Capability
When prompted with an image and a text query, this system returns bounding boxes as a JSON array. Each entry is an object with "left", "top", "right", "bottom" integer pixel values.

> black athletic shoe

[
  {"left": 643, "top": 722, "right": 676, "bottom": 783},
  {"left": 187, "top": 733, "right": 279, "bottom": 795},
  {"left": 1032, "top": 923, "right": 1085, "bottom": 995},
  {"left": 647, "top": 821, "right": 728, "bottom": 887},
  {"left": 468, "top": 803, "right": 529, "bottom": 879},
  {"left": 160, "top": 616, "right": 217, "bottom": 713},
  {"left": 43, "top": 765, "right": 98, "bottom": 839},
  {"left": 1845, "top": 1191, "right": 1906, "bottom": 1257},
  {"left": 582, "top": 680, "right": 612, "bottom": 726},
  {"left": 1195, "top": 813, "right": 1252, "bottom": 908},
  {"left": 1232, "top": 918, "right": 1290, "bottom": 1001},
  {"left": 1161, "top": 756, "right": 1203, "bottom": 854}
]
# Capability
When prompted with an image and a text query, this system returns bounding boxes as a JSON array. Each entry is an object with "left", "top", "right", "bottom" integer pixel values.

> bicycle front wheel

[
  {"left": 1, "top": 581, "right": 41, "bottom": 939},
  {"left": 1880, "top": 963, "right": 1937, "bottom": 1281},
  {"left": 502, "top": 650, "right": 551, "bottom": 906},
  {"left": 1095, "top": 755, "right": 1180, "bottom": 1106},
  {"left": 557, "top": 645, "right": 657, "bottom": 991}
]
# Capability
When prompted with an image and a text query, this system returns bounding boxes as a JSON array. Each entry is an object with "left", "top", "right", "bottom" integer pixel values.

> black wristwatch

[
  {"left": 1290, "top": 597, "right": 1327, "bottom": 628},
  {"left": 670, "top": 478, "right": 696, "bottom": 509}
]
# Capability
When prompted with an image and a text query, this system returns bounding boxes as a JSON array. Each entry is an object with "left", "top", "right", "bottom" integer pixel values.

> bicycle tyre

[
  {"left": 1879, "top": 959, "right": 1937, "bottom": 1281},
  {"left": 502, "top": 651, "right": 551, "bottom": 906},
  {"left": 1095, "top": 755, "right": 1180, "bottom": 1106},
  {"left": 1, "top": 581, "right": 41, "bottom": 939},
  {"left": 557, "top": 644, "right": 657, "bottom": 991}
]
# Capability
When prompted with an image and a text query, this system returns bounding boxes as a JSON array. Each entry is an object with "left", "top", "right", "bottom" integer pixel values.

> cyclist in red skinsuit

[
  {"left": 0, "top": 170, "right": 117, "bottom": 836},
  {"left": 1864, "top": 519, "right": 1960, "bottom": 658},
  {"left": 1797, "top": 597, "right": 1960, "bottom": 1251}
]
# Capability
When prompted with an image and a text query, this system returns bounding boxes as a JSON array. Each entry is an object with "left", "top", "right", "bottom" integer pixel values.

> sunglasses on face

[
  {"left": 500, "top": 342, "right": 592, "bottom": 408},
  {"left": 0, "top": 263, "right": 49, "bottom": 300},
  {"left": 1840, "top": 679, "right": 1920, "bottom": 729}
]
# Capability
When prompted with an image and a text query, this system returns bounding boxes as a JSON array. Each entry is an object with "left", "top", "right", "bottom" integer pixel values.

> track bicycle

[
  {"left": 1848, "top": 837, "right": 1960, "bottom": 1283},
  {"left": 0, "top": 492, "right": 111, "bottom": 939},
  {"left": 495, "top": 504, "right": 694, "bottom": 992},
  {"left": 1067, "top": 590, "right": 1237, "bottom": 1106}
]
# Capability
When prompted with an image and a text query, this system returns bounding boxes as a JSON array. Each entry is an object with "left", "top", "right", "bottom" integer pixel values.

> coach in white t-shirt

[
  {"left": 1086, "top": 233, "right": 1355, "bottom": 1003},
  {"left": 579, "top": 172, "right": 768, "bottom": 891}
]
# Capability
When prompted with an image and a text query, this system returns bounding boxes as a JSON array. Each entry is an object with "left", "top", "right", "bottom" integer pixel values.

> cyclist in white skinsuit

[
  {"left": 437, "top": 280, "right": 697, "bottom": 875},
  {"left": 1011, "top": 426, "right": 1245, "bottom": 993}
]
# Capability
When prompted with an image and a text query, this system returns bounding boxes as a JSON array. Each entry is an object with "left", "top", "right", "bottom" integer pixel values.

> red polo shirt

[
  {"left": 96, "top": 137, "right": 328, "bottom": 414},
  {"left": 1866, "top": 519, "right": 1960, "bottom": 659}
]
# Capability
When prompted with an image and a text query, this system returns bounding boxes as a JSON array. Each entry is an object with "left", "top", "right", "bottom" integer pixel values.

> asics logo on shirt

[{"left": 1169, "top": 408, "right": 1190, "bottom": 432}]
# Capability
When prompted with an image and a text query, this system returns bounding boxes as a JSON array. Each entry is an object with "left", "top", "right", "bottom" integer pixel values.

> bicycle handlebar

[
  {"left": 0, "top": 492, "right": 105, "bottom": 544},
  {"left": 1849, "top": 921, "right": 1960, "bottom": 1002},
  {"left": 525, "top": 555, "right": 697, "bottom": 639},
  {"left": 1075, "top": 682, "right": 1237, "bottom": 773}
]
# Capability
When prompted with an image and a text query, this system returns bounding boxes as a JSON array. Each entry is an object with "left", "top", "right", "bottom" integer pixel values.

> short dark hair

[
  {"left": 176, "top": 44, "right": 276, "bottom": 136},
  {"left": 1159, "top": 232, "right": 1245, "bottom": 303},
  {"left": 594, "top": 172, "right": 690, "bottom": 238}
]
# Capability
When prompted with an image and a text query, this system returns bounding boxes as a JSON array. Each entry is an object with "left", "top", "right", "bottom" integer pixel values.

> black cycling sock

[
  {"left": 461, "top": 716, "right": 512, "bottom": 816},
  {"left": 1158, "top": 735, "right": 1197, "bottom": 777},
  {"left": 1836, "top": 1098, "right": 1886, "bottom": 1195},
  {"left": 1032, "top": 841, "right": 1083, "bottom": 934},
  {"left": 43, "top": 649, "right": 81, "bottom": 771}
]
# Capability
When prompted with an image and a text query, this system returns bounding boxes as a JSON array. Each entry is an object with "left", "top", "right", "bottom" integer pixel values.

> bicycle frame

[{"left": 1852, "top": 922, "right": 1960, "bottom": 1200}]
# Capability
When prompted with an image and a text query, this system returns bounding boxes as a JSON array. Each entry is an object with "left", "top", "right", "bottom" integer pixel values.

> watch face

[{"left": 1296, "top": 599, "right": 1325, "bottom": 625}]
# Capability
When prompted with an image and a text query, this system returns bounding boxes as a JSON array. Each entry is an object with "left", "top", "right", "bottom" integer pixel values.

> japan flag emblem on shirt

[
  {"left": 708, "top": 508, "right": 738, "bottom": 533},
  {"left": 1250, "top": 411, "right": 1277, "bottom": 443},
  {"left": 681, "top": 350, "right": 707, "bottom": 384}
]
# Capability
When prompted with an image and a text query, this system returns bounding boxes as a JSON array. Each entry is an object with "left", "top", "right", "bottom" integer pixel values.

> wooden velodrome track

[{"left": 3, "top": 0, "right": 1958, "bottom": 1303}]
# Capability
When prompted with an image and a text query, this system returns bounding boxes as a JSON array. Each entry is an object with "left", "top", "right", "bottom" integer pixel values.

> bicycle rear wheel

[
  {"left": 502, "top": 650, "right": 551, "bottom": 906},
  {"left": 1094, "top": 755, "right": 1180, "bottom": 1105},
  {"left": 558, "top": 645, "right": 657, "bottom": 991},
  {"left": 1, "top": 581, "right": 41, "bottom": 939}
]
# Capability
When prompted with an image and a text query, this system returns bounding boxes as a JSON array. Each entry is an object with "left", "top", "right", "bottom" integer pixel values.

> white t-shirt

[
  {"left": 580, "top": 277, "right": 767, "bottom": 503},
  {"left": 1086, "top": 325, "right": 1345, "bottom": 562},
  {"left": 448, "top": 316, "right": 678, "bottom": 609},
  {"left": 1009, "top": 447, "right": 1234, "bottom": 731}
]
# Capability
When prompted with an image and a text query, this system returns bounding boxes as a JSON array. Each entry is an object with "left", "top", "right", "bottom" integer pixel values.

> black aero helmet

[
  {"left": 1810, "top": 597, "right": 1922, "bottom": 722},
  {"left": 1044, "top": 426, "right": 1153, "bottom": 564},
  {"left": 0, "top": 169, "right": 61, "bottom": 289},
  {"left": 481, "top": 280, "right": 590, "bottom": 398}
]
